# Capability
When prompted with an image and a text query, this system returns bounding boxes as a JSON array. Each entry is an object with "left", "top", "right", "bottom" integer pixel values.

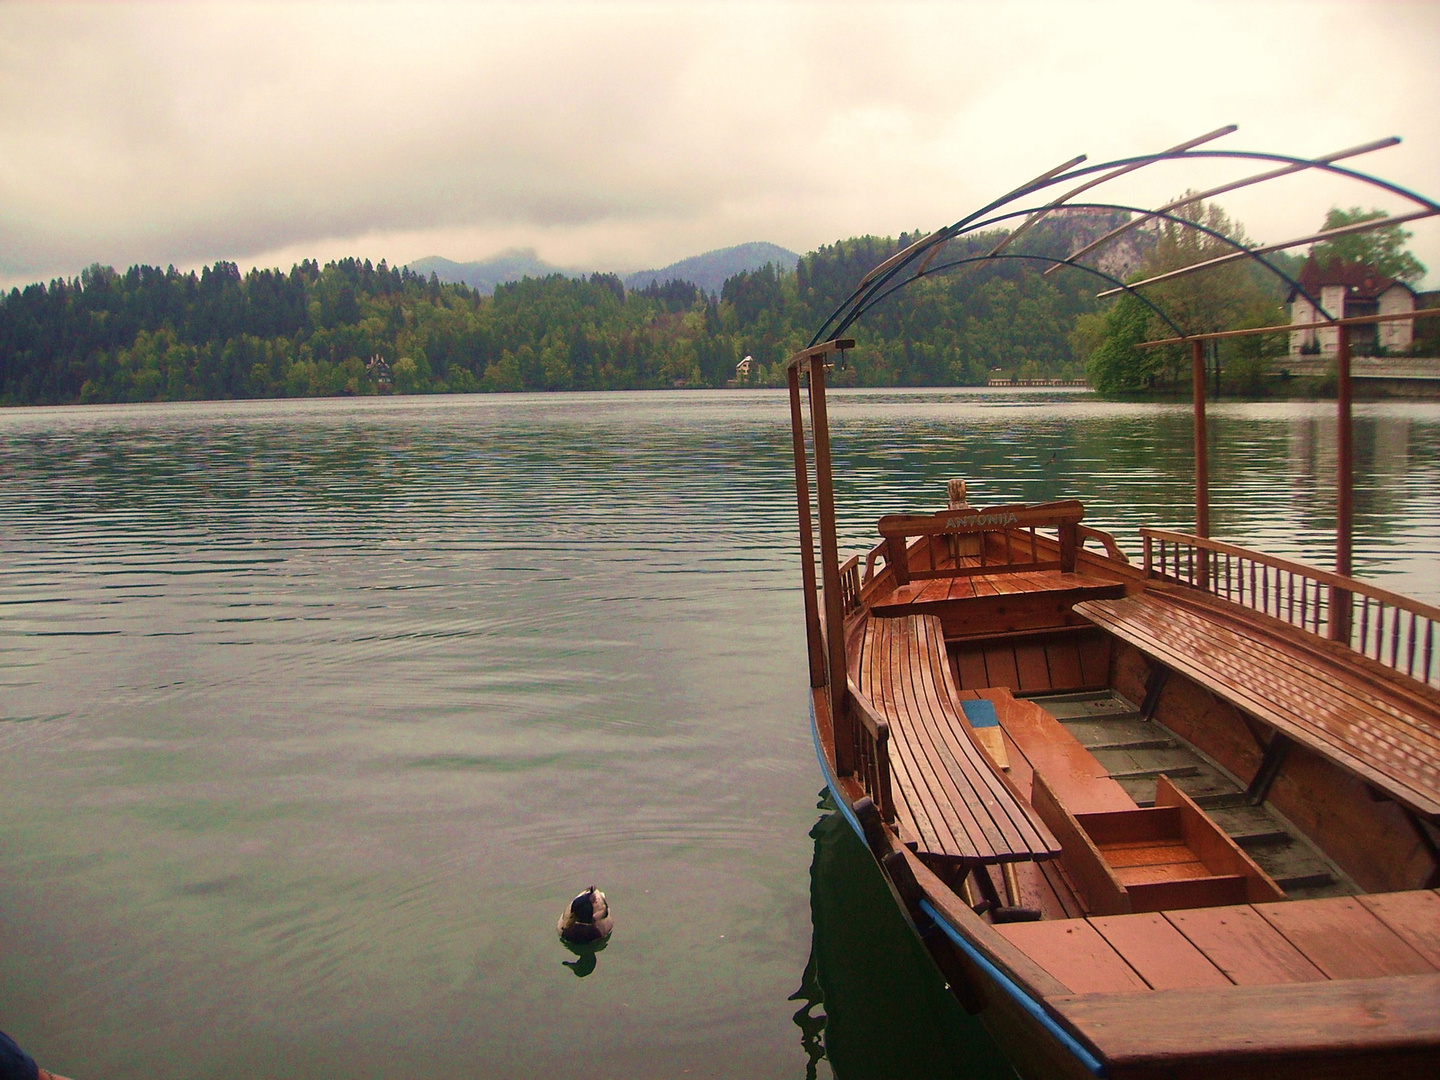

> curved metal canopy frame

[
  {"left": 844, "top": 197, "right": 1354, "bottom": 341},
  {"left": 786, "top": 130, "right": 1440, "bottom": 672},
  {"left": 805, "top": 136, "right": 1439, "bottom": 349}
]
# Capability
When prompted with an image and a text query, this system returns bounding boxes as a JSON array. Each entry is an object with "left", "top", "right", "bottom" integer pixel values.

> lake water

[{"left": 1, "top": 390, "right": 1437, "bottom": 1080}]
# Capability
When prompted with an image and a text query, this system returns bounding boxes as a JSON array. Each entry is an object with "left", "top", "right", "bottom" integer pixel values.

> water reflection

[
  {"left": 560, "top": 940, "right": 606, "bottom": 978},
  {"left": 0, "top": 391, "right": 1435, "bottom": 1079},
  {"left": 796, "top": 795, "right": 1015, "bottom": 1080},
  {"left": 822, "top": 394, "right": 1440, "bottom": 602}
]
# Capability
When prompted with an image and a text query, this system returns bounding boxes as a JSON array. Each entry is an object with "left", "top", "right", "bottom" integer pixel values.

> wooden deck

[
  {"left": 997, "top": 891, "right": 1440, "bottom": 993},
  {"left": 1076, "top": 588, "right": 1440, "bottom": 818},
  {"left": 1051, "top": 974, "right": 1440, "bottom": 1080},
  {"left": 852, "top": 613, "right": 1061, "bottom": 866}
]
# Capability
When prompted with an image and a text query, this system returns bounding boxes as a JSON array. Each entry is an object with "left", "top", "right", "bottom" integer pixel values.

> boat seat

[
  {"left": 853, "top": 613, "right": 1062, "bottom": 867},
  {"left": 1075, "top": 588, "right": 1440, "bottom": 819}
]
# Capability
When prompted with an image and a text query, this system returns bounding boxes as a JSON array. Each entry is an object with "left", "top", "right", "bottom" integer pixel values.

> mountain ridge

[
  {"left": 624, "top": 241, "right": 799, "bottom": 295},
  {"left": 407, "top": 241, "right": 800, "bottom": 296}
]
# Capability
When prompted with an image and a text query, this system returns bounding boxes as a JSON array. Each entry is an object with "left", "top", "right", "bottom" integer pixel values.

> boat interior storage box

[{"left": 1031, "top": 773, "right": 1285, "bottom": 915}]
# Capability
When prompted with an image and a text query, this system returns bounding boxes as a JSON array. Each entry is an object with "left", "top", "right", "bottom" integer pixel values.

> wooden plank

[
  {"left": 1051, "top": 974, "right": 1440, "bottom": 1079},
  {"left": 1101, "top": 843, "right": 1201, "bottom": 869},
  {"left": 914, "top": 617, "right": 1057, "bottom": 858},
  {"left": 1125, "top": 874, "right": 1250, "bottom": 913},
  {"left": 1009, "top": 859, "right": 1081, "bottom": 921},
  {"left": 892, "top": 620, "right": 1015, "bottom": 858},
  {"left": 858, "top": 614, "right": 1061, "bottom": 864},
  {"left": 955, "top": 646, "right": 988, "bottom": 690},
  {"left": 1078, "top": 806, "right": 1183, "bottom": 846},
  {"left": 1031, "top": 770, "right": 1130, "bottom": 915},
  {"left": 946, "top": 575, "right": 979, "bottom": 602},
  {"left": 1045, "top": 637, "right": 1085, "bottom": 689},
  {"left": 1077, "top": 632, "right": 1112, "bottom": 686},
  {"left": 913, "top": 579, "right": 952, "bottom": 604},
  {"left": 902, "top": 618, "right": 1025, "bottom": 858},
  {"left": 1358, "top": 891, "right": 1440, "bottom": 968},
  {"left": 996, "top": 918, "right": 1150, "bottom": 994},
  {"left": 968, "top": 574, "right": 1002, "bottom": 597},
  {"left": 878, "top": 500, "right": 1085, "bottom": 538},
  {"left": 1156, "top": 775, "right": 1285, "bottom": 903},
  {"left": 983, "top": 643, "right": 1021, "bottom": 691},
  {"left": 1113, "top": 859, "right": 1212, "bottom": 884},
  {"left": 1162, "top": 905, "right": 1328, "bottom": 985},
  {"left": 1089, "top": 912, "right": 1232, "bottom": 989},
  {"left": 1255, "top": 896, "right": 1437, "bottom": 978},
  {"left": 1014, "top": 641, "right": 1052, "bottom": 692},
  {"left": 868, "top": 620, "right": 952, "bottom": 856},
  {"left": 877, "top": 619, "right": 969, "bottom": 857},
  {"left": 1038, "top": 858, "right": 1086, "bottom": 919},
  {"left": 981, "top": 687, "right": 1136, "bottom": 815}
]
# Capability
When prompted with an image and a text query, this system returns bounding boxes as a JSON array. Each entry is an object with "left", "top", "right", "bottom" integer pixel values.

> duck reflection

[
  {"left": 560, "top": 938, "right": 607, "bottom": 978},
  {"left": 793, "top": 791, "right": 1015, "bottom": 1080}
]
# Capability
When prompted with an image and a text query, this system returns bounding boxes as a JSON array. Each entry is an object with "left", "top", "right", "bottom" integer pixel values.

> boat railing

[
  {"left": 1077, "top": 524, "right": 1130, "bottom": 564},
  {"left": 842, "top": 676, "right": 894, "bottom": 821},
  {"left": 839, "top": 554, "right": 863, "bottom": 617},
  {"left": 860, "top": 519, "right": 1127, "bottom": 591},
  {"left": 861, "top": 539, "right": 890, "bottom": 586},
  {"left": 1142, "top": 528, "right": 1440, "bottom": 688}
]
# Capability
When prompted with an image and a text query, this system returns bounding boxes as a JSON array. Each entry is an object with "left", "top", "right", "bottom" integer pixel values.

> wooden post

[
  {"left": 1191, "top": 338, "right": 1209, "bottom": 539},
  {"left": 947, "top": 478, "right": 980, "bottom": 561},
  {"left": 1058, "top": 522, "right": 1078, "bottom": 574},
  {"left": 1191, "top": 338, "right": 1211, "bottom": 588},
  {"left": 788, "top": 365, "right": 825, "bottom": 689},
  {"left": 1332, "top": 324, "right": 1354, "bottom": 642},
  {"left": 807, "top": 358, "right": 853, "bottom": 774}
]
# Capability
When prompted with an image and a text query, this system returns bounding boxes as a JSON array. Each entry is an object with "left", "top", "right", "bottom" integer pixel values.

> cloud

[{"left": 1, "top": 1, "right": 1437, "bottom": 288}]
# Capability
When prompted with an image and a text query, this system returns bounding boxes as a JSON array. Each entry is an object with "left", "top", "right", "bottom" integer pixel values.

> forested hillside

[{"left": 1, "top": 214, "right": 1136, "bottom": 405}]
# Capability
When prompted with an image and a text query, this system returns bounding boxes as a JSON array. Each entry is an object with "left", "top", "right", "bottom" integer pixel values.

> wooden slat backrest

[{"left": 877, "top": 500, "right": 1084, "bottom": 585}]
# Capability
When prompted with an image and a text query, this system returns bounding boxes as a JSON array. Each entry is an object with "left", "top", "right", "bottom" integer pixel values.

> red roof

[{"left": 1291, "top": 257, "right": 1415, "bottom": 302}]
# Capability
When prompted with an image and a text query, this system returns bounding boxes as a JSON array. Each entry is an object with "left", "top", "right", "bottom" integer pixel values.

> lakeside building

[{"left": 1288, "top": 257, "right": 1417, "bottom": 356}]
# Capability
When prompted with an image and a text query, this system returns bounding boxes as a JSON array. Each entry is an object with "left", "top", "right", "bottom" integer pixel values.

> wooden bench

[
  {"left": 1075, "top": 587, "right": 1440, "bottom": 819},
  {"left": 853, "top": 613, "right": 1061, "bottom": 867}
]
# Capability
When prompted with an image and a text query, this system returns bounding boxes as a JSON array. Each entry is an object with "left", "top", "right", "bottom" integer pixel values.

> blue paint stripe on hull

[
  {"left": 807, "top": 694, "right": 1105, "bottom": 1079},
  {"left": 918, "top": 899, "right": 1108, "bottom": 1078}
]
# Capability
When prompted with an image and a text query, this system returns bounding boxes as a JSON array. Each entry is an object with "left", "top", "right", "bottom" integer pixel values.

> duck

[{"left": 557, "top": 885, "right": 613, "bottom": 946}]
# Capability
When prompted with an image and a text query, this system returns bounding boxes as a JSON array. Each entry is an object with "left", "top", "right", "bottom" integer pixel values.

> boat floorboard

[{"left": 1034, "top": 689, "right": 1356, "bottom": 899}]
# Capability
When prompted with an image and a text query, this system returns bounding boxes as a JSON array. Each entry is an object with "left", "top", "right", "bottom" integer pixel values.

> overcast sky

[{"left": 3, "top": 1, "right": 1439, "bottom": 291}]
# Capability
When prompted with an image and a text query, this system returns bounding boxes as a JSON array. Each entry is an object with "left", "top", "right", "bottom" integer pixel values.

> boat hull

[{"left": 809, "top": 686, "right": 1106, "bottom": 1080}]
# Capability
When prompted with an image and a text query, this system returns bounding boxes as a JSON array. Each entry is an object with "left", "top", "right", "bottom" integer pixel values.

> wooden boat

[{"left": 787, "top": 132, "right": 1440, "bottom": 1078}]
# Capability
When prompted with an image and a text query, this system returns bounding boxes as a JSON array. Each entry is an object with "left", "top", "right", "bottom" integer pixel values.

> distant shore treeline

[{"left": 1, "top": 216, "right": 1132, "bottom": 406}]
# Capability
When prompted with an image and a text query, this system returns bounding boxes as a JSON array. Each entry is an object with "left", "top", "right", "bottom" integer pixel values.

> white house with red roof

[{"left": 1289, "top": 258, "right": 1417, "bottom": 356}]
